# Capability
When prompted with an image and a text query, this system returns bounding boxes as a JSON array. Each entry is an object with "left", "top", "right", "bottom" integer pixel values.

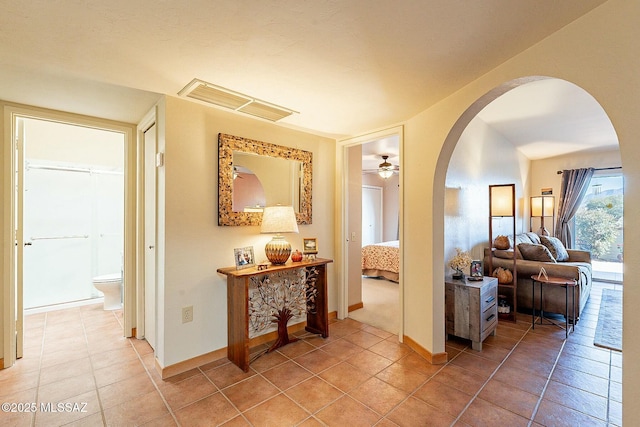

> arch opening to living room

[{"left": 434, "top": 75, "right": 621, "bottom": 343}]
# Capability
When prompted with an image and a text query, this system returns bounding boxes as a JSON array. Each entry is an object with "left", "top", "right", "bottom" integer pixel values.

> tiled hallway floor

[{"left": 0, "top": 281, "right": 621, "bottom": 426}]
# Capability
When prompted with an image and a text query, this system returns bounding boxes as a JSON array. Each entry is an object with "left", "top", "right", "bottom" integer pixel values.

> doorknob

[
  {"left": 24, "top": 242, "right": 32, "bottom": 246},
  {"left": 149, "top": 245, "right": 154, "bottom": 249}
]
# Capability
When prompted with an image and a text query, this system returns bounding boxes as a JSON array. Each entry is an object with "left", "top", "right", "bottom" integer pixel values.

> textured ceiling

[{"left": 0, "top": 0, "right": 612, "bottom": 151}]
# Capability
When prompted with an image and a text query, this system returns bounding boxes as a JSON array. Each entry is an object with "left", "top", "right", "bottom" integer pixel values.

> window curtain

[{"left": 554, "top": 168, "right": 594, "bottom": 248}]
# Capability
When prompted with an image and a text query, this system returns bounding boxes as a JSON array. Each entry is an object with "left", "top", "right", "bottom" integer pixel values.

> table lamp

[{"left": 260, "top": 206, "right": 299, "bottom": 264}]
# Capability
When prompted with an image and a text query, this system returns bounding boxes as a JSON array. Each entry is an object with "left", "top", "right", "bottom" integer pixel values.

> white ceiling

[
  {"left": 477, "top": 79, "right": 618, "bottom": 160},
  {"left": 0, "top": 0, "right": 614, "bottom": 156}
]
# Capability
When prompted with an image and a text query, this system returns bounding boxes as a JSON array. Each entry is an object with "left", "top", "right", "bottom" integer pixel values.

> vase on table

[{"left": 452, "top": 268, "right": 464, "bottom": 280}]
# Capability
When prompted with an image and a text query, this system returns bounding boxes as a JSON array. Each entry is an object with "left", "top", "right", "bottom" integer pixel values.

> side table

[
  {"left": 530, "top": 275, "right": 577, "bottom": 338},
  {"left": 445, "top": 276, "right": 498, "bottom": 351}
]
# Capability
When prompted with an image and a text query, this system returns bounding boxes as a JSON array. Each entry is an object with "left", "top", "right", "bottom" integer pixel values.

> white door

[
  {"left": 362, "top": 185, "right": 383, "bottom": 246},
  {"left": 144, "top": 124, "right": 157, "bottom": 350}
]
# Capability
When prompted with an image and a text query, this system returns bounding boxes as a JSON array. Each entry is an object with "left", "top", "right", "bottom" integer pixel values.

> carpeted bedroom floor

[{"left": 348, "top": 277, "right": 399, "bottom": 334}]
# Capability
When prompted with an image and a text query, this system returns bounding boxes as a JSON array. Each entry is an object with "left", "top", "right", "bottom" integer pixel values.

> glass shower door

[{"left": 23, "top": 165, "right": 93, "bottom": 309}]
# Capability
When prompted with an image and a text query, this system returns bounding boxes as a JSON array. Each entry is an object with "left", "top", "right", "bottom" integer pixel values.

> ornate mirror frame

[{"left": 218, "top": 133, "right": 312, "bottom": 226}]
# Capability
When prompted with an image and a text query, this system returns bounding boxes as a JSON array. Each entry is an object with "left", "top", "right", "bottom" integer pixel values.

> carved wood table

[{"left": 217, "top": 258, "right": 332, "bottom": 372}]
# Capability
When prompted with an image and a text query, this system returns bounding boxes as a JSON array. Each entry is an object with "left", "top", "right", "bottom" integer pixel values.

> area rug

[{"left": 594, "top": 288, "right": 622, "bottom": 351}]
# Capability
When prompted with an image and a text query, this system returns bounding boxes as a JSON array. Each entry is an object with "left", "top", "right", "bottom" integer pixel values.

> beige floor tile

[
  {"left": 222, "top": 375, "right": 280, "bottom": 412},
  {"left": 243, "top": 393, "right": 310, "bottom": 426},
  {"left": 315, "top": 395, "right": 380, "bottom": 427},
  {"left": 386, "top": 396, "right": 455, "bottom": 427},
  {"left": 174, "top": 392, "right": 241, "bottom": 427},
  {"left": 413, "top": 378, "right": 473, "bottom": 418},
  {"left": 294, "top": 349, "right": 341, "bottom": 374},
  {"left": 103, "top": 390, "right": 169, "bottom": 426},
  {"left": 285, "top": 376, "right": 344, "bottom": 414},
  {"left": 478, "top": 379, "right": 540, "bottom": 419},
  {"left": 203, "top": 362, "right": 256, "bottom": 389},
  {"left": 375, "top": 363, "right": 429, "bottom": 394},
  {"left": 98, "top": 371, "right": 156, "bottom": 409},
  {"left": 368, "top": 339, "right": 412, "bottom": 362},
  {"left": 34, "top": 389, "right": 101, "bottom": 427},
  {"left": 349, "top": 376, "right": 407, "bottom": 415},
  {"left": 534, "top": 398, "right": 607, "bottom": 427},
  {"left": 261, "top": 360, "right": 313, "bottom": 390},
  {"left": 37, "top": 372, "right": 96, "bottom": 404},
  {"left": 158, "top": 373, "right": 218, "bottom": 411},
  {"left": 460, "top": 397, "right": 530, "bottom": 427},
  {"left": 318, "top": 361, "right": 371, "bottom": 393},
  {"left": 346, "top": 349, "right": 393, "bottom": 376}
]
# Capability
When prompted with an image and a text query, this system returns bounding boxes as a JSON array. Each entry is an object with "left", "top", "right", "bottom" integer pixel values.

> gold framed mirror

[{"left": 218, "top": 133, "right": 312, "bottom": 226}]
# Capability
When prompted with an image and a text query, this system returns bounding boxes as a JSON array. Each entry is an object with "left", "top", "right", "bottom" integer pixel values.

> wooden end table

[{"left": 530, "top": 275, "right": 577, "bottom": 338}]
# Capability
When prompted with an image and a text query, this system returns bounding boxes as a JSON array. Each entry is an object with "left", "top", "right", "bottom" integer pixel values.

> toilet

[{"left": 93, "top": 273, "right": 123, "bottom": 310}]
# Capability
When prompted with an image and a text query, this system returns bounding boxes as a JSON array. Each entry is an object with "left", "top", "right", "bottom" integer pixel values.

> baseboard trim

[
  {"left": 348, "top": 302, "right": 364, "bottom": 312},
  {"left": 159, "top": 348, "right": 227, "bottom": 380},
  {"left": 159, "top": 313, "right": 339, "bottom": 380},
  {"left": 403, "top": 335, "right": 448, "bottom": 364}
]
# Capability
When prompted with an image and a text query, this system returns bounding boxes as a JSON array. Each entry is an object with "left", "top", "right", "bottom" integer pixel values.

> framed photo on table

[
  {"left": 303, "top": 238, "right": 318, "bottom": 255},
  {"left": 234, "top": 246, "right": 255, "bottom": 270},
  {"left": 469, "top": 260, "right": 483, "bottom": 280}
]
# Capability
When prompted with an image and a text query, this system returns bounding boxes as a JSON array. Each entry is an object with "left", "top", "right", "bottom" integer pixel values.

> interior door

[
  {"left": 144, "top": 124, "right": 157, "bottom": 350},
  {"left": 362, "top": 185, "right": 383, "bottom": 246}
]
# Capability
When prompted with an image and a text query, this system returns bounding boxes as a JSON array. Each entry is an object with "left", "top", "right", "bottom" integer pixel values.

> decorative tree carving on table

[{"left": 249, "top": 267, "right": 319, "bottom": 352}]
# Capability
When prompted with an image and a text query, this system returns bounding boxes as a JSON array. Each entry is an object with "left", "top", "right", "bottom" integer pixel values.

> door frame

[
  {"left": 3, "top": 104, "right": 137, "bottom": 368},
  {"left": 336, "top": 125, "right": 404, "bottom": 339},
  {"left": 136, "top": 107, "right": 157, "bottom": 342}
]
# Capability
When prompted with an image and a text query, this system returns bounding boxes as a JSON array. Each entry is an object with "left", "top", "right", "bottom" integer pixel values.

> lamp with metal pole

[
  {"left": 260, "top": 206, "right": 299, "bottom": 265},
  {"left": 530, "top": 195, "right": 555, "bottom": 236}
]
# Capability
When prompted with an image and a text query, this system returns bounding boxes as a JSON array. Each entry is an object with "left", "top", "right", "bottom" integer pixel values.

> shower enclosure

[{"left": 21, "top": 118, "right": 124, "bottom": 310}]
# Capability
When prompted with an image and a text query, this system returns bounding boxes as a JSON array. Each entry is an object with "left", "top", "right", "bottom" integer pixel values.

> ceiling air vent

[{"left": 178, "top": 79, "right": 296, "bottom": 122}]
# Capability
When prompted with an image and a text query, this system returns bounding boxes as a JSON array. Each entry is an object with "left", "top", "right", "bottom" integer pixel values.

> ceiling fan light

[
  {"left": 378, "top": 167, "right": 394, "bottom": 179},
  {"left": 377, "top": 155, "right": 394, "bottom": 179}
]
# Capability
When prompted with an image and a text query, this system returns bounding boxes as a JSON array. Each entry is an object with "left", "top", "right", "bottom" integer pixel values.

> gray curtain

[{"left": 555, "top": 168, "right": 594, "bottom": 248}]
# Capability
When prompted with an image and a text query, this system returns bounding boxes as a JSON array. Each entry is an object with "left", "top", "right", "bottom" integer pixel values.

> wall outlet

[{"left": 182, "top": 306, "right": 193, "bottom": 323}]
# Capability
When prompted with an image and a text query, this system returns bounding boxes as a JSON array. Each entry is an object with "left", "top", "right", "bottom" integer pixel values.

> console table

[{"left": 217, "top": 258, "right": 332, "bottom": 372}]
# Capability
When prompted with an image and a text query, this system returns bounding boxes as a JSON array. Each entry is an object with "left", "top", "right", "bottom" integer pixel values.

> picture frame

[
  {"left": 469, "top": 260, "right": 483, "bottom": 280},
  {"left": 234, "top": 246, "right": 255, "bottom": 270},
  {"left": 302, "top": 237, "right": 318, "bottom": 254}
]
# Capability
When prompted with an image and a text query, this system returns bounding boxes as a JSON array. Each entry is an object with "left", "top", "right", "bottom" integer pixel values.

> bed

[{"left": 361, "top": 240, "right": 399, "bottom": 282}]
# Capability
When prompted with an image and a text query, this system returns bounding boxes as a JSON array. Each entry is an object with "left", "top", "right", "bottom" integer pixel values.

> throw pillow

[
  {"left": 493, "top": 235, "right": 510, "bottom": 250},
  {"left": 517, "top": 243, "right": 557, "bottom": 263},
  {"left": 540, "top": 236, "right": 569, "bottom": 262}
]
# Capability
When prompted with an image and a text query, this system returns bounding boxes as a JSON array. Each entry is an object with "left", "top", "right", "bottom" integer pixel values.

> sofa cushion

[
  {"left": 540, "top": 236, "right": 569, "bottom": 262},
  {"left": 517, "top": 243, "right": 557, "bottom": 263},
  {"left": 493, "top": 249, "right": 517, "bottom": 259}
]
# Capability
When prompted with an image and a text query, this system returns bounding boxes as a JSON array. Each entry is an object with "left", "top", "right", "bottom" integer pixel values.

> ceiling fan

[{"left": 363, "top": 155, "right": 399, "bottom": 179}]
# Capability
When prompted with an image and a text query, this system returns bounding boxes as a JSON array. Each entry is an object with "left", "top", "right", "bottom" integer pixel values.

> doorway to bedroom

[{"left": 347, "top": 134, "right": 401, "bottom": 334}]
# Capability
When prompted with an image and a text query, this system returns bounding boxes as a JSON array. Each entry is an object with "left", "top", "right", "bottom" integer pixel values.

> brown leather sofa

[{"left": 483, "top": 232, "right": 592, "bottom": 323}]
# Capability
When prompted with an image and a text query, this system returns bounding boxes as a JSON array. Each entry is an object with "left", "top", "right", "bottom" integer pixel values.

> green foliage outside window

[{"left": 575, "top": 195, "right": 622, "bottom": 259}]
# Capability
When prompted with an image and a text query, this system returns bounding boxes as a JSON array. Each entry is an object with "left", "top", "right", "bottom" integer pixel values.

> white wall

[
  {"left": 444, "top": 117, "right": 530, "bottom": 269},
  {"left": 159, "top": 96, "right": 335, "bottom": 367},
  {"left": 530, "top": 149, "right": 621, "bottom": 200}
]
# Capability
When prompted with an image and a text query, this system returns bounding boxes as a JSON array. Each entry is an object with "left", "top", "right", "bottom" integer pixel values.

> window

[{"left": 574, "top": 173, "right": 623, "bottom": 282}]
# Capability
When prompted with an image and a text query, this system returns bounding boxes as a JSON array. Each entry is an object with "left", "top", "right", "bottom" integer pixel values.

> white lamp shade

[
  {"left": 530, "top": 196, "right": 554, "bottom": 217},
  {"left": 490, "top": 185, "right": 514, "bottom": 217},
  {"left": 260, "top": 206, "right": 299, "bottom": 234}
]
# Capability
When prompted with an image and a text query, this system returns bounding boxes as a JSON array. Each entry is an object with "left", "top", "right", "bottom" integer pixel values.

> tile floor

[{"left": 0, "top": 281, "right": 621, "bottom": 426}]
